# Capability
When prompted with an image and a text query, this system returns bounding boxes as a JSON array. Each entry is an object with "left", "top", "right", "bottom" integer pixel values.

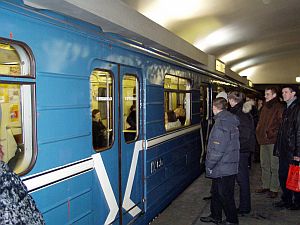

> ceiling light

[{"left": 296, "top": 77, "right": 300, "bottom": 83}]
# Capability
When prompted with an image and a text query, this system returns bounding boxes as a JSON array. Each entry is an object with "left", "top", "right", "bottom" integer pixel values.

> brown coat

[{"left": 256, "top": 98, "right": 284, "bottom": 145}]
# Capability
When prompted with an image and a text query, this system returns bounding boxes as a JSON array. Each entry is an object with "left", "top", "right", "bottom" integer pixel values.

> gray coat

[{"left": 205, "top": 110, "right": 240, "bottom": 178}]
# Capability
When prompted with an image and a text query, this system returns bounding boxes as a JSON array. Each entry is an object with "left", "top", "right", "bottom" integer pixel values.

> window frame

[
  {"left": 90, "top": 68, "right": 114, "bottom": 152},
  {"left": 164, "top": 74, "right": 191, "bottom": 132},
  {"left": 0, "top": 38, "right": 36, "bottom": 176},
  {"left": 122, "top": 74, "right": 140, "bottom": 144}
]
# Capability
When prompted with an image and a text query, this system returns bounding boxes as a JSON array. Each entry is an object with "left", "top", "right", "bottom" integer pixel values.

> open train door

[{"left": 119, "top": 66, "right": 144, "bottom": 224}]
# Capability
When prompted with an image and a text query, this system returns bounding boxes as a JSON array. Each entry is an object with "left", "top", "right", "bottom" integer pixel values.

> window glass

[
  {"left": 0, "top": 40, "right": 34, "bottom": 175},
  {"left": 164, "top": 74, "right": 191, "bottom": 131},
  {"left": 123, "top": 75, "right": 139, "bottom": 143},
  {"left": 90, "top": 69, "right": 113, "bottom": 151},
  {"left": 0, "top": 43, "right": 31, "bottom": 76}
]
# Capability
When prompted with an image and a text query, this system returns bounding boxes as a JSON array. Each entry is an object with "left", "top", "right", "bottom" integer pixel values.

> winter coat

[
  {"left": 205, "top": 110, "right": 240, "bottom": 178},
  {"left": 92, "top": 120, "right": 107, "bottom": 148},
  {"left": 256, "top": 98, "right": 284, "bottom": 145},
  {"left": 274, "top": 98, "right": 300, "bottom": 158},
  {"left": 229, "top": 101, "right": 256, "bottom": 153},
  {"left": 0, "top": 161, "right": 45, "bottom": 225}
]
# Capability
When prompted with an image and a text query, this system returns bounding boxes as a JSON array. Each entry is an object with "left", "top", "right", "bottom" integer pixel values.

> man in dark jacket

[
  {"left": 228, "top": 91, "right": 255, "bottom": 215},
  {"left": 256, "top": 87, "right": 284, "bottom": 198},
  {"left": 200, "top": 97, "right": 240, "bottom": 225},
  {"left": 274, "top": 86, "right": 300, "bottom": 210}
]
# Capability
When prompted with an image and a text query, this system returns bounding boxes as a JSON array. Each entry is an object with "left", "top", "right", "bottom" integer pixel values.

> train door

[
  {"left": 119, "top": 66, "right": 144, "bottom": 224},
  {"left": 90, "top": 62, "right": 144, "bottom": 225}
]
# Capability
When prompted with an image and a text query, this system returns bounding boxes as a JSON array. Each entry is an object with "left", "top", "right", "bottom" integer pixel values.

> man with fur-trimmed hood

[{"left": 228, "top": 91, "right": 256, "bottom": 215}]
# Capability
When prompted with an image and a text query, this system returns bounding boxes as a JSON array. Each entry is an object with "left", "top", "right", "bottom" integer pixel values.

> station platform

[{"left": 150, "top": 161, "right": 300, "bottom": 225}]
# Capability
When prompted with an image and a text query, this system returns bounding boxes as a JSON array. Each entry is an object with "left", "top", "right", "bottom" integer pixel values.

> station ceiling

[{"left": 120, "top": 0, "right": 300, "bottom": 84}]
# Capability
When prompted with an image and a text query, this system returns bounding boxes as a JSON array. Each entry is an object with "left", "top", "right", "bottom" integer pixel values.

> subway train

[{"left": 0, "top": 1, "right": 257, "bottom": 224}]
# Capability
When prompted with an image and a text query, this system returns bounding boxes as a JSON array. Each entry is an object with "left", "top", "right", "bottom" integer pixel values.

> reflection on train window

[
  {"left": 0, "top": 42, "right": 32, "bottom": 77},
  {"left": 123, "top": 75, "right": 139, "bottom": 143},
  {"left": 90, "top": 69, "right": 113, "bottom": 151},
  {"left": 164, "top": 74, "right": 191, "bottom": 131}
]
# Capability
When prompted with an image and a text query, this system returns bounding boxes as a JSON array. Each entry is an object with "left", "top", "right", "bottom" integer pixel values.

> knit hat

[{"left": 216, "top": 91, "right": 228, "bottom": 101}]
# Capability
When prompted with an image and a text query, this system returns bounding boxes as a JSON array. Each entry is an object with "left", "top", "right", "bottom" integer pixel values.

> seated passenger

[
  {"left": 92, "top": 109, "right": 107, "bottom": 149},
  {"left": 174, "top": 104, "right": 186, "bottom": 125},
  {"left": 165, "top": 110, "right": 181, "bottom": 130},
  {"left": 125, "top": 105, "right": 137, "bottom": 142}
]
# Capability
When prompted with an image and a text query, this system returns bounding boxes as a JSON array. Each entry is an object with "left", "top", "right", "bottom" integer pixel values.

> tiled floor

[{"left": 150, "top": 161, "right": 300, "bottom": 225}]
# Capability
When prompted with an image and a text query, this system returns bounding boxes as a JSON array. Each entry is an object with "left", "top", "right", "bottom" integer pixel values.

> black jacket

[
  {"left": 274, "top": 98, "right": 300, "bottom": 158},
  {"left": 205, "top": 110, "right": 240, "bottom": 178},
  {"left": 229, "top": 102, "right": 256, "bottom": 153}
]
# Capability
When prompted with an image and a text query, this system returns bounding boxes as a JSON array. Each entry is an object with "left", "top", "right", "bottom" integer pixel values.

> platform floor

[{"left": 150, "top": 161, "right": 300, "bottom": 225}]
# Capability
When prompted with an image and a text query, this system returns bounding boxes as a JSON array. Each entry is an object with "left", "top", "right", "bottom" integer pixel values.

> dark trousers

[
  {"left": 236, "top": 152, "right": 251, "bottom": 212},
  {"left": 211, "top": 175, "right": 238, "bottom": 223},
  {"left": 278, "top": 154, "right": 300, "bottom": 204}
]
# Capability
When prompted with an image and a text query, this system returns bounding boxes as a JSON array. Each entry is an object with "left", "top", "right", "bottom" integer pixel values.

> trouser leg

[
  {"left": 278, "top": 155, "right": 293, "bottom": 204},
  {"left": 219, "top": 175, "right": 238, "bottom": 224},
  {"left": 236, "top": 152, "right": 251, "bottom": 212},
  {"left": 269, "top": 144, "right": 279, "bottom": 192},
  {"left": 260, "top": 145, "right": 271, "bottom": 189},
  {"left": 210, "top": 178, "right": 222, "bottom": 221}
]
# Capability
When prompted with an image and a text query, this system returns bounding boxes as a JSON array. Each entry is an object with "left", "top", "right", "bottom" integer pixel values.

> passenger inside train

[
  {"left": 91, "top": 109, "right": 107, "bottom": 149},
  {"left": 124, "top": 104, "right": 137, "bottom": 142},
  {"left": 174, "top": 104, "right": 186, "bottom": 125},
  {"left": 165, "top": 110, "right": 181, "bottom": 130}
]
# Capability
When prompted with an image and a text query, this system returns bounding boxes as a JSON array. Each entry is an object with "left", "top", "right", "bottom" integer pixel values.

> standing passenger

[
  {"left": 274, "top": 86, "right": 300, "bottom": 210},
  {"left": 200, "top": 97, "right": 239, "bottom": 225},
  {"left": 255, "top": 87, "right": 284, "bottom": 198},
  {"left": 228, "top": 91, "right": 255, "bottom": 215}
]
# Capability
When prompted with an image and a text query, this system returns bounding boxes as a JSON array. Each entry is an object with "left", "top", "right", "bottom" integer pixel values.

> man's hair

[
  {"left": 265, "top": 87, "right": 278, "bottom": 95},
  {"left": 213, "top": 97, "right": 228, "bottom": 110},
  {"left": 282, "top": 85, "right": 298, "bottom": 94},
  {"left": 227, "top": 91, "right": 245, "bottom": 103}
]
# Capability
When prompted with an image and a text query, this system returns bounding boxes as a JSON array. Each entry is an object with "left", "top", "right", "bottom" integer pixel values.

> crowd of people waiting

[{"left": 201, "top": 85, "right": 300, "bottom": 225}]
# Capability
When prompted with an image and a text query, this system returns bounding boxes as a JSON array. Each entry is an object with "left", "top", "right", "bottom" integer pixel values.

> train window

[
  {"left": 0, "top": 40, "right": 35, "bottom": 175},
  {"left": 164, "top": 74, "right": 191, "bottom": 131},
  {"left": 90, "top": 69, "right": 113, "bottom": 151},
  {"left": 123, "top": 75, "right": 139, "bottom": 143},
  {"left": 0, "top": 42, "right": 32, "bottom": 77}
]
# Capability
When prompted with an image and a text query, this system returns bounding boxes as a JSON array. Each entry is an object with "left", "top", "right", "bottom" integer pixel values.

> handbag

[{"left": 286, "top": 161, "right": 300, "bottom": 192}]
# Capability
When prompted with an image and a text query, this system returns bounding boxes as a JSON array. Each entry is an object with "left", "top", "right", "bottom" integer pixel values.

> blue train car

[{"left": 0, "top": 1, "right": 256, "bottom": 224}]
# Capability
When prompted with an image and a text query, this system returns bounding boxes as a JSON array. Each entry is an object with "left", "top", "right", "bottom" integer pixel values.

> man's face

[
  {"left": 212, "top": 105, "right": 218, "bottom": 115},
  {"left": 282, "top": 88, "right": 295, "bottom": 102},
  {"left": 265, "top": 90, "right": 275, "bottom": 102}
]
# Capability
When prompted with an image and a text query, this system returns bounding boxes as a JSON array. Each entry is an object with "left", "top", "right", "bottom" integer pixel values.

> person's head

[
  {"left": 130, "top": 104, "right": 136, "bottom": 112},
  {"left": 92, "top": 109, "right": 101, "bottom": 121},
  {"left": 166, "top": 110, "right": 177, "bottom": 122},
  {"left": 264, "top": 87, "right": 277, "bottom": 102},
  {"left": 212, "top": 97, "right": 227, "bottom": 115},
  {"left": 282, "top": 85, "right": 298, "bottom": 102},
  {"left": 227, "top": 91, "right": 245, "bottom": 107}
]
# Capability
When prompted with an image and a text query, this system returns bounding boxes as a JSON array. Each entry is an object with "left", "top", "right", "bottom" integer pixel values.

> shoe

[
  {"left": 255, "top": 188, "right": 269, "bottom": 194},
  {"left": 267, "top": 191, "right": 278, "bottom": 198},
  {"left": 273, "top": 200, "right": 290, "bottom": 208},
  {"left": 236, "top": 208, "right": 250, "bottom": 215},
  {"left": 203, "top": 195, "right": 212, "bottom": 200},
  {"left": 200, "top": 215, "right": 222, "bottom": 224},
  {"left": 287, "top": 203, "right": 300, "bottom": 210},
  {"left": 219, "top": 221, "right": 239, "bottom": 225}
]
